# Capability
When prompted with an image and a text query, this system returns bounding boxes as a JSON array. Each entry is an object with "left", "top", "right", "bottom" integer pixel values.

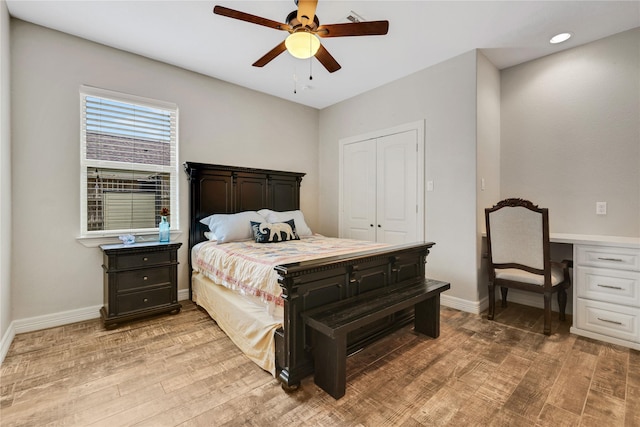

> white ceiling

[{"left": 6, "top": 1, "right": 640, "bottom": 109}]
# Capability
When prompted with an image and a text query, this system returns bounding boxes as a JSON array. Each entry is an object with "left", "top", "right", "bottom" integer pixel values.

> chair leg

[
  {"left": 558, "top": 288, "right": 567, "bottom": 322},
  {"left": 500, "top": 287, "right": 508, "bottom": 308},
  {"left": 543, "top": 292, "right": 552, "bottom": 336},
  {"left": 488, "top": 282, "right": 495, "bottom": 320}
]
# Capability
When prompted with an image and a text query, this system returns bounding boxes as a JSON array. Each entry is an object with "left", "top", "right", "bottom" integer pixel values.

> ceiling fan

[{"left": 213, "top": 0, "right": 389, "bottom": 73}]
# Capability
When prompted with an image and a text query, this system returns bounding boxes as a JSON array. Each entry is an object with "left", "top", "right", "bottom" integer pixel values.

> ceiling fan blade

[
  {"left": 317, "top": 21, "right": 389, "bottom": 38},
  {"left": 296, "top": 0, "right": 318, "bottom": 28},
  {"left": 213, "top": 5, "right": 290, "bottom": 31},
  {"left": 252, "top": 41, "right": 287, "bottom": 67},
  {"left": 314, "top": 44, "right": 341, "bottom": 73}
]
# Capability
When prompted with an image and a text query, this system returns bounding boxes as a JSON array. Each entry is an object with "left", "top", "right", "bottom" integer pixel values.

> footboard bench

[{"left": 301, "top": 277, "right": 451, "bottom": 399}]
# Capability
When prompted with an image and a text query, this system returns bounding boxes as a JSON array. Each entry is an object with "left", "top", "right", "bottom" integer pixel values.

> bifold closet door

[
  {"left": 341, "top": 129, "right": 419, "bottom": 244},
  {"left": 376, "top": 131, "right": 418, "bottom": 244},
  {"left": 342, "top": 139, "right": 377, "bottom": 241}
]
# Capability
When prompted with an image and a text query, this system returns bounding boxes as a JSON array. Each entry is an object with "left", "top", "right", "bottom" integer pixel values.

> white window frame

[{"left": 79, "top": 85, "right": 179, "bottom": 239}]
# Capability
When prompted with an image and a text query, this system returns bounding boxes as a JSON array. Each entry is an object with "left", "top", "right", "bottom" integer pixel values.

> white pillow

[
  {"left": 199, "top": 211, "right": 265, "bottom": 243},
  {"left": 259, "top": 209, "right": 312, "bottom": 237},
  {"left": 203, "top": 231, "right": 217, "bottom": 241}
]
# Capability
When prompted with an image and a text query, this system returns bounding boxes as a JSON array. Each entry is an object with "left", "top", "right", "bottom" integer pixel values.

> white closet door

[
  {"left": 376, "top": 130, "right": 418, "bottom": 244},
  {"left": 341, "top": 139, "right": 376, "bottom": 241}
]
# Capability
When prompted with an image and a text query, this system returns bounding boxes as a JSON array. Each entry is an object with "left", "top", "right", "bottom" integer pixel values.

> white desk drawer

[
  {"left": 576, "top": 266, "right": 640, "bottom": 306},
  {"left": 575, "top": 298, "right": 639, "bottom": 343},
  {"left": 576, "top": 245, "right": 640, "bottom": 271}
]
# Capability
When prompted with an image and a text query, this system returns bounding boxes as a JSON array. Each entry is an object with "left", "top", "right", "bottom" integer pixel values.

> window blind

[{"left": 80, "top": 86, "right": 178, "bottom": 236}]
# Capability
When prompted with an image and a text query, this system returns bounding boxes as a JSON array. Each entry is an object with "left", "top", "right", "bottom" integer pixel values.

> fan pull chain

[{"left": 309, "top": 34, "right": 313, "bottom": 81}]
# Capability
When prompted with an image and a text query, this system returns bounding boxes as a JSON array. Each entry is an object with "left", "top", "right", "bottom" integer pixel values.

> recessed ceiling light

[{"left": 550, "top": 32, "right": 572, "bottom": 44}]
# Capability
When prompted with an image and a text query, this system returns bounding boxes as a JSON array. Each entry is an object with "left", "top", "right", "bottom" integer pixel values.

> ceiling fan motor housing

[{"left": 286, "top": 10, "right": 319, "bottom": 32}]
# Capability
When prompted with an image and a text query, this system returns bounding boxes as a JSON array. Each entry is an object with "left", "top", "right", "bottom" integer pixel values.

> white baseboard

[
  {"left": 13, "top": 305, "right": 102, "bottom": 335},
  {"left": 441, "top": 294, "right": 488, "bottom": 315},
  {"left": 499, "top": 289, "right": 574, "bottom": 314},
  {"left": 0, "top": 322, "right": 15, "bottom": 364},
  {"left": 178, "top": 288, "right": 190, "bottom": 301}
]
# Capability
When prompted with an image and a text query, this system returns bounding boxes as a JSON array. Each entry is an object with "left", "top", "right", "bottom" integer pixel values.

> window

[{"left": 80, "top": 86, "right": 178, "bottom": 237}]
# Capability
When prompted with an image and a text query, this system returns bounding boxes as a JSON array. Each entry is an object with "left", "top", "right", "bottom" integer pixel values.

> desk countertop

[{"left": 549, "top": 233, "right": 640, "bottom": 248}]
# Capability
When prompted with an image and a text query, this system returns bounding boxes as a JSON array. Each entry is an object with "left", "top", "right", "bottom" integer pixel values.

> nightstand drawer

[
  {"left": 117, "top": 266, "right": 172, "bottom": 292},
  {"left": 576, "top": 266, "right": 640, "bottom": 306},
  {"left": 576, "top": 245, "right": 640, "bottom": 271},
  {"left": 117, "top": 287, "right": 173, "bottom": 315},
  {"left": 576, "top": 298, "right": 639, "bottom": 343},
  {"left": 116, "top": 250, "right": 173, "bottom": 269}
]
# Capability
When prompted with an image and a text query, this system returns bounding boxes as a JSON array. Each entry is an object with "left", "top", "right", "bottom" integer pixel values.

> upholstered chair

[{"left": 485, "top": 198, "right": 571, "bottom": 335}]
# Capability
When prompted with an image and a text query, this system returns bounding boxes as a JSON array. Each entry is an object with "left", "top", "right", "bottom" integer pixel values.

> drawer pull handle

[
  {"left": 597, "top": 317, "right": 622, "bottom": 325},
  {"left": 143, "top": 276, "right": 148, "bottom": 281},
  {"left": 143, "top": 298, "right": 149, "bottom": 303},
  {"left": 143, "top": 257, "right": 149, "bottom": 261},
  {"left": 597, "top": 257, "right": 623, "bottom": 262},
  {"left": 597, "top": 284, "right": 623, "bottom": 290}
]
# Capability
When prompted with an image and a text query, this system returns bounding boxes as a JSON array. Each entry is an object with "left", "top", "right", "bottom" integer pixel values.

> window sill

[{"left": 76, "top": 231, "right": 183, "bottom": 248}]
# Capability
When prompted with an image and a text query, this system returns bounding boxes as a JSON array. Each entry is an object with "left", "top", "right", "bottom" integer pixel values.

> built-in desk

[
  {"left": 549, "top": 234, "right": 640, "bottom": 350},
  {"left": 483, "top": 232, "right": 640, "bottom": 349}
]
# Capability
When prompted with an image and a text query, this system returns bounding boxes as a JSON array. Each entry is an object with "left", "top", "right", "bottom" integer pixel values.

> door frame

[{"left": 338, "top": 120, "right": 425, "bottom": 242}]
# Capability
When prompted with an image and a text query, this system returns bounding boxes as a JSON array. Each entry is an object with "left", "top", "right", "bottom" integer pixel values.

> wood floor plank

[
  {"left": 590, "top": 344, "right": 629, "bottom": 400},
  {"left": 625, "top": 383, "right": 640, "bottom": 427},
  {"left": 581, "top": 388, "right": 626, "bottom": 426},
  {"left": 536, "top": 403, "right": 581, "bottom": 427},
  {"left": 545, "top": 349, "right": 598, "bottom": 415}
]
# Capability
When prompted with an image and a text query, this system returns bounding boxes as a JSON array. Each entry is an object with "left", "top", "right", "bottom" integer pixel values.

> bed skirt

[{"left": 191, "top": 272, "right": 283, "bottom": 376}]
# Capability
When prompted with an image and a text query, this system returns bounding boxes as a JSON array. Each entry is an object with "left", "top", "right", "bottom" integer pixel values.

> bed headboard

[{"left": 183, "top": 162, "right": 306, "bottom": 250}]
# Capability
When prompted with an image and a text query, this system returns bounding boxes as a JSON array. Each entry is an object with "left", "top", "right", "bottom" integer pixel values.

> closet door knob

[
  {"left": 378, "top": 224, "right": 381, "bottom": 228},
  {"left": 370, "top": 224, "right": 374, "bottom": 227}
]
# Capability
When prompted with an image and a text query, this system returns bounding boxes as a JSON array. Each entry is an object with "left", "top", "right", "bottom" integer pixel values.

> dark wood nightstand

[{"left": 100, "top": 241, "right": 182, "bottom": 329}]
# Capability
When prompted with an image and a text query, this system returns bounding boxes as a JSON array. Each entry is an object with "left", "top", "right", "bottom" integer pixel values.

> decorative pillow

[
  {"left": 250, "top": 219, "right": 300, "bottom": 243},
  {"left": 257, "top": 209, "right": 312, "bottom": 237},
  {"left": 199, "top": 211, "right": 265, "bottom": 243}
]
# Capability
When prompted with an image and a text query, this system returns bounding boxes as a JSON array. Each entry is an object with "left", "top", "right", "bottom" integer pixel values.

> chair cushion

[{"left": 495, "top": 265, "right": 565, "bottom": 286}]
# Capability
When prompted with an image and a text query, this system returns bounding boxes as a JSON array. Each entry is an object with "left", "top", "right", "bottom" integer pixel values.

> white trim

[
  {"left": 12, "top": 305, "right": 102, "bottom": 335},
  {"left": 80, "top": 85, "right": 178, "bottom": 111},
  {"left": 498, "top": 288, "right": 574, "bottom": 314},
  {"left": 76, "top": 230, "right": 182, "bottom": 248},
  {"left": 178, "top": 288, "right": 190, "bottom": 301},
  {"left": 0, "top": 321, "right": 15, "bottom": 364},
  {"left": 441, "top": 294, "right": 488, "bottom": 314},
  {"left": 570, "top": 326, "right": 640, "bottom": 350},
  {"left": 338, "top": 119, "right": 425, "bottom": 241}
]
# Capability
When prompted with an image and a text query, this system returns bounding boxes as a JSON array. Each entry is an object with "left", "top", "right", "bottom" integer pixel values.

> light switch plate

[{"left": 596, "top": 201, "right": 607, "bottom": 215}]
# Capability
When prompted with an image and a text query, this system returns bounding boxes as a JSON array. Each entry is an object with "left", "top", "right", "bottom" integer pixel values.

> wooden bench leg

[
  {"left": 312, "top": 332, "right": 347, "bottom": 399},
  {"left": 413, "top": 294, "right": 441, "bottom": 338}
]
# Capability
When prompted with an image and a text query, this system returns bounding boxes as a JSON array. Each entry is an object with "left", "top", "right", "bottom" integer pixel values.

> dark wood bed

[{"left": 184, "top": 162, "right": 436, "bottom": 389}]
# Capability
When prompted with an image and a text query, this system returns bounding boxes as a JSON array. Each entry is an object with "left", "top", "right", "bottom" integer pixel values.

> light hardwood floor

[{"left": 1, "top": 301, "right": 638, "bottom": 426}]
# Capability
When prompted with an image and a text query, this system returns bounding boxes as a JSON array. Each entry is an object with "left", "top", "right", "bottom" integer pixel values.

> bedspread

[{"left": 192, "top": 236, "right": 389, "bottom": 306}]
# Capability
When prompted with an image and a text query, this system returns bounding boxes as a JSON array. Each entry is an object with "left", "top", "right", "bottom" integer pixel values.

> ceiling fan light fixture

[{"left": 285, "top": 32, "right": 320, "bottom": 59}]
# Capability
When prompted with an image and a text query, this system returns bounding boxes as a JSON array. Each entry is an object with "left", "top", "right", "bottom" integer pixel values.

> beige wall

[
  {"left": 319, "top": 50, "right": 482, "bottom": 312},
  {"left": 9, "top": 20, "right": 319, "bottom": 321},
  {"left": 0, "top": 0, "right": 11, "bottom": 347},
  {"left": 501, "top": 28, "right": 640, "bottom": 237}
]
